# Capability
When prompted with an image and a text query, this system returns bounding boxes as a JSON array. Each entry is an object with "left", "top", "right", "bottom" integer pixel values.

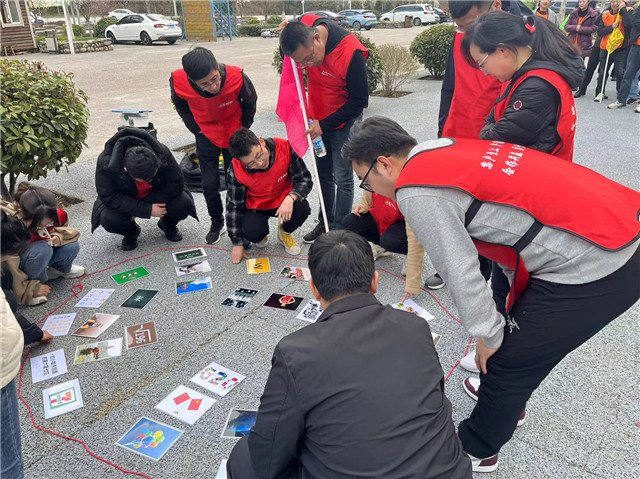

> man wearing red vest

[
  {"left": 170, "top": 47, "right": 257, "bottom": 245},
  {"left": 226, "top": 128, "right": 312, "bottom": 263},
  {"left": 279, "top": 15, "right": 369, "bottom": 243},
  {"left": 342, "top": 116, "right": 640, "bottom": 473}
]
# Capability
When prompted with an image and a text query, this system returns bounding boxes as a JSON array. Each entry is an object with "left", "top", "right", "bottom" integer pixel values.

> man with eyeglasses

[
  {"left": 225, "top": 128, "right": 313, "bottom": 263},
  {"left": 279, "top": 15, "right": 369, "bottom": 244},
  {"left": 170, "top": 47, "right": 257, "bottom": 245}
]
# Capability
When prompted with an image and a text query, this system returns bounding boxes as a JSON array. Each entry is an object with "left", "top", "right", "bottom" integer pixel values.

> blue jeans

[
  {"left": 1, "top": 379, "right": 24, "bottom": 479},
  {"left": 617, "top": 45, "right": 640, "bottom": 103},
  {"left": 315, "top": 116, "right": 360, "bottom": 230},
  {"left": 19, "top": 240, "right": 80, "bottom": 283}
]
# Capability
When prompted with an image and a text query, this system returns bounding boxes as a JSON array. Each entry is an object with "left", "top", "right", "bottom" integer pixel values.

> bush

[
  {"left": 266, "top": 15, "right": 283, "bottom": 25},
  {"left": 246, "top": 18, "right": 261, "bottom": 25},
  {"left": 94, "top": 16, "right": 117, "bottom": 39},
  {"left": 377, "top": 44, "right": 418, "bottom": 96},
  {"left": 272, "top": 31, "right": 382, "bottom": 95},
  {"left": 238, "top": 24, "right": 263, "bottom": 37},
  {"left": 72, "top": 24, "right": 84, "bottom": 38},
  {"left": 409, "top": 24, "right": 456, "bottom": 79},
  {"left": 0, "top": 60, "right": 89, "bottom": 199}
]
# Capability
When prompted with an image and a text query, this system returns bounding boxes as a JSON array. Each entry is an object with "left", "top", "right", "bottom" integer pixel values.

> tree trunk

[
  {"left": 559, "top": 0, "right": 568, "bottom": 23},
  {"left": 1, "top": 172, "right": 17, "bottom": 201}
]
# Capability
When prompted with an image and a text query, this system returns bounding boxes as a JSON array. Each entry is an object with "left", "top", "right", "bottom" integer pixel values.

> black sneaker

[
  {"left": 205, "top": 221, "right": 226, "bottom": 244},
  {"left": 243, "top": 239, "right": 252, "bottom": 250},
  {"left": 303, "top": 221, "right": 325, "bottom": 244},
  {"left": 121, "top": 223, "right": 141, "bottom": 251},
  {"left": 158, "top": 219, "right": 183, "bottom": 242},
  {"left": 573, "top": 90, "right": 586, "bottom": 98}
]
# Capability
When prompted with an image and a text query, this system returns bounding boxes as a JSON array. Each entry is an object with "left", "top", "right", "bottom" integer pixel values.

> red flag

[
  {"left": 276, "top": 57, "right": 309, "bottom": 158},
  {"left": 188, "top": 399, "right": 202, "bottom": 411},
  {"left": 173, "top": 392, "right": 190, "bottom": 405}
]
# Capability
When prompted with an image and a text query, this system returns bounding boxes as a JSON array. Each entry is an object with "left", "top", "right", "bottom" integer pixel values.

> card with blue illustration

[{"left": 116, "top": 417, "right": 183, "bottom": 461}]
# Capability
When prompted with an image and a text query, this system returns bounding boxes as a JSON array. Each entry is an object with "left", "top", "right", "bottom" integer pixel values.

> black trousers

[
  {"left": 99, "top": 191, "right": 193, "bottom": 236},
  {"left": 228, "top": 436, "right": 299, "bottom": 479},
  {"left": 242, "top": 200, "right": 311, "bottom": 243},
  {"left": 342, "top": 212, "right": 408, "bottom": 255},
  {"left": 595, "top": 48, "right": 628, "bottom": 95},
  {"left": 458, "top": 245, "right": 640, "bottom": 458},
  {"left": 195, "top": 132, "right": 233, "bottom": 224},
  {"left": 490, "top": 261, "right": 510, "bottom": 317},
  {"left": 577, "top": 46, "right": 602, "bottom": 94}
]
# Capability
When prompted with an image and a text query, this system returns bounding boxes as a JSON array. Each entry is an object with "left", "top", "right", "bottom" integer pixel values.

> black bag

[{"left": 179, "top": 152, "right": 227, "bottom": 193}]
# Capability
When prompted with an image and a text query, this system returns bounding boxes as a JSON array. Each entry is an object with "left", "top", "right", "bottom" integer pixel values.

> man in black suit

[{"left": 227, "top": 230, "right": 471, "bottom": 479}]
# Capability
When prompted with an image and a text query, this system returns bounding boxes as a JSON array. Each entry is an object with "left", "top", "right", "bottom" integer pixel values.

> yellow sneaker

[{"left": 278, "top": 225, "right": 301, "bottom": 255}]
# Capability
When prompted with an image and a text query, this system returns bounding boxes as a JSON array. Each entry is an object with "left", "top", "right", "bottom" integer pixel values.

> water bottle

[{"left": 309, "top": 120, "right": 327, "bottom": 157}]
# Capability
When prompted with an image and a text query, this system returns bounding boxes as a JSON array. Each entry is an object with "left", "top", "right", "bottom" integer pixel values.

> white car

[
  {"left": 108, "top": 9, "right": 136, "bottom": 20},
  {"left": 105, "top": 14, "right": 182, "bottom": 46},
  {"left": 381, "top": 4, "right": 439, "bottom": 25}
]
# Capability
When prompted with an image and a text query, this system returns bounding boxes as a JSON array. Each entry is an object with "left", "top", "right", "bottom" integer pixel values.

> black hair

[
  {"left": 308, "top": 230, "right": 375, "bottom": 302},
  {"left": 1, "top": 211, "right": 31, "bottom": 256},
  {"left": 342, "top": 116, "right": 417, "bottom": 168},
  {"left": 124, "top": 146, "right": 159, "bottom": 181},
  {"left": 449, "top": 0, "right": 494, "bottom": 19},
  {"left": 13, "top": 182, "right": 59, "bottom": 233},
  {"left": 182, "top": 47, "right": 218, "bottom": 81},
  {"left": 280, "top": 21, "right": 315, "bottom": 57},
  {"left": 228, "top": 128, "right": 260, "bottom": 160},
  {"left": 461, "top": 10, "right": 581, "bottom": 70}
]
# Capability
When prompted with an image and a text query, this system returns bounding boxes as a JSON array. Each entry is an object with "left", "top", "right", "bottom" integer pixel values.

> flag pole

[
  {"left": 290, "top": 57, "right": 330, "bottom": 233},
  {"left": 600, "top": 50, "right": 611, "bottom": 102}
]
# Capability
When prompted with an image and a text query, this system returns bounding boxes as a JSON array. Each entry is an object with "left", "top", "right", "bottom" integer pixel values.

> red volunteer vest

[
  {"left": 396, "top": 139, "right": 640, "bottom": 310},
  {"left": 171, "top": 66, "right": 244, "bottom": 148},
  {"left": 370, "top": 193, "right": 404, "bottom": 235},
  {"left": 300, "top": 15, "right": 369, "bottom": 123},
  {"left": 493, "top": 69, "right": 576, "bottom": 162},
  {"left": 442, "top": 32, "right": 503, "bottom": 139},
  {"left": 232, "top": 138, "right": 293, "bottom": 210}
]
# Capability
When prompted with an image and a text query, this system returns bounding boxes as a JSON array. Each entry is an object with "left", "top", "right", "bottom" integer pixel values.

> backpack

[{"left": 179, "top": 152, "right": 227, "bottom": 193}]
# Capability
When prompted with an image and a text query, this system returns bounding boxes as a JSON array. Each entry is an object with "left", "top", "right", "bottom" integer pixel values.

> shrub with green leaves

[
  {"left": 94, "top": 16, "right": 117, "bottom": 39},
  {"left": 238, "top": 24, "right": 263, "bottom": 36},
  {"left": 409, "top": 24, "right": 456, "bottom": 79},
  {"left": 377, "top": 44, "right": 418, "bottom": 96},
  {"left": 0, "top": 60, "right": 89, "bottom": 198},
  {"left": 246, "top": 18, "right": 261, "bottom": 25},
  {"left": 266, "top": 15, "right": 283, "bottom": 25},
  {"left": 72, "top": 24, "right": 84, "bottom": 38},
  {"left": 272, "top": 32, "right": 382, "bottom": 95}
]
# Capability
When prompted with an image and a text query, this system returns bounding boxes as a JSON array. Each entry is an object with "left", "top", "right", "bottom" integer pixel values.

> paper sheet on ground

[
  {"left": 155, "top": 385, "right": 216, "bottom": 425},
  {"left": 296, "top": 300, "right": 323, "bottom": 322},
  {"left": 30, "top": 349, "right": 68, "bottom": 383},
  {"left": 42, "top": 378, "right": 83, "bottom": 419},
  {"left": 75, "top": 288, "right": 115, "bottom": 308},
  {"left": 116, "top": 417, "right": 183, "bottom": 461},
  {"left": 391, "top": 298, "right": 435, "bottom": 321},
  {"left": 41, "top": 313, "right": 77, "bottom": 337},
  {"left": 190, "top": 361, "right": 245, "bottom": 397}
]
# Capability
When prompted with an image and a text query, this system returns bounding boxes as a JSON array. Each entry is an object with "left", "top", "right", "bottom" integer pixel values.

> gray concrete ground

[{"left": 9, "top": 31, "right": 640, "bottom": 479}]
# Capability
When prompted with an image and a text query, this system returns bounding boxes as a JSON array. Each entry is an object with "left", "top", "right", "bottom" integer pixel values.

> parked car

[
  {"left": 381, "top": 4, "right": 438, "bottom": 26},
  {"left": 29, "top": 12, "right": 44, "bottom": 26},
  {"left": 108, "top": 9, "right": 136, "bottom": 20},
  {"left": 431, "top": 6, "right": 449, "bottom": 23},
  {"left": 105, "top": 14, "right": 182, "bottom": 46},
  {"left": 338, "top": 9, "right": 378, "bottom": 31},
  {"left": 300, "top": 11, "right": 349, "bottom": 28}
]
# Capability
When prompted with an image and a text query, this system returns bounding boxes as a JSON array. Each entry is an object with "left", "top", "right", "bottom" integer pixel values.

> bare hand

[
  {"left": 475, "top": 338, "right": 499, "bottom": 375},
  {"left": 40, "top": 330, "right": 54, "bottom": 343},
  {"left": 576, "top": 24, "right": 581, "bottom": 31},
  {"left": 231, "top": 245, "right": 248, "bottom": 264},
  {"left": 51, "top": 236, "right": 61, "bottom": 247},
  {"left": 151, "top": 203, "right": 167, "bottom": 217},
  {"left": 276, "top": 196, "right": 294, "bottom": 223},
  {"left": 352, "top": 204, "right": 368, "bottom": 216},
  {"left": 278, "top": 19, "right": 289, "bottom": 32},
  {"left": 38, "top": 284, "right": 51, "bottom": 297},
  {"left": 612, "top": 21, "right": 619, "bottom": 28},
  {"left": 304, "top": 120, "right": 323, "bottom": 140},
  {"left": 402, "top": 291, "right": 418, "bottom": 303}
]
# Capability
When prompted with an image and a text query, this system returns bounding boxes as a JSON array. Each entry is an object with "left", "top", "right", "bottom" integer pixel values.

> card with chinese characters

[{"left": 125, "top": 321, "right": 158, "bottom": 349}]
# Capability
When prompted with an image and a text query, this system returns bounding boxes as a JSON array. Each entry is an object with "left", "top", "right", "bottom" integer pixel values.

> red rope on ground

[{"left": 19, "top": 248, "right": 471, "bottom": 477}]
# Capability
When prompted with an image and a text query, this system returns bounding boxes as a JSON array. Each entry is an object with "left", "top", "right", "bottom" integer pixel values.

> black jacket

[
  {"left": 597, "top": 6, "right": 634, "bottom": 49},
  {"left": 479, "top": 55, "right": 585, "bottom": 154},
  {"left": 628, "top": 7, "right": 640, "bottom": 46},
  {"left": 247, "top": 293, "right": 471, "bottom": 479},
  {"left": 91, "top": 128, "right": 197, "bottom": 232}
]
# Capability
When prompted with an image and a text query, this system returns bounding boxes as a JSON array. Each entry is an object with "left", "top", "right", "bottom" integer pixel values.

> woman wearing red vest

[
  {"left": 462, "top": 11, "right": 584, "bottom": 162},
  {"left": 170, "top": 47, "right": 257, "bottom": 245},
  {"left": 342, "top": 116, "right": 640, "bottom": 473},
  {"left": 226, "top": 128, "right": 313, "bottom": 264}
]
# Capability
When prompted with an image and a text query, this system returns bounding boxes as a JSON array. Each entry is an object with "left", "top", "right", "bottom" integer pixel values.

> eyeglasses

[
  {"left": 189, "top": 73, "right": 221, "bottom": 90},
  {"left": 298, "top": 43, "right": 317, "bottom": 66},
  {"left": 244, "top": 145, "right": 267, "bottom": 169},
  {"left": 477, "top": 52, "right": 490, "bottom": 70},
  {"left": 359, "top": 159, "right": 378, "bottom": 192}
]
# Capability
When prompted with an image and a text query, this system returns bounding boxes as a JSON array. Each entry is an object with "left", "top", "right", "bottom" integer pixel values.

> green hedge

[
  {"left": 238, "top": 24, "right": 263, "bottom": 37},
  {"left": 246, "top": 18, "right": 261, "bottom": 25},
  {"left": 94, "top": 16, "right": 118, "bottom": 38},
  {"left": 266, "top": 15, "right": 282, "bottom": 25},
  {"left": 72, "top": 24, "right": 84, "bottom": 37},
  {"left": 409, "top": 24, "right": 456, "bottom": 79}
]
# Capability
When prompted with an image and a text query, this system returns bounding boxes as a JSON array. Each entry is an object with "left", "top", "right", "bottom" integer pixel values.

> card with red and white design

[
  {"left": 42, "top": 378, "right": 84, "bottom": 419},
  {"left": 155, "top": 385, "right": 216, "bottom": 425},
  {"left": 190, "top": 361, "right": 246, "bottom": 397}
]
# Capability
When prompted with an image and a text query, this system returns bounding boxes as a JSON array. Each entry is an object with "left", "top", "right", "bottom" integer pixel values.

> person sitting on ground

[
  {"left": 1, "top": 212, "right": 53, "bottom": 344},
  {"left": 92, "top": 128, "right": 197, "bottom": 251},
  {"left": 342, "top": 190, "right": 425, "bottom": 300},
  {"left": 0, "top": 182, "right": 84, "bottom": 306},
  {"left": 226, "top": 128, "right": 312, "bottom": 262},
  {"left": 226, "top": 230, "right": 472, "bottom": 479}
]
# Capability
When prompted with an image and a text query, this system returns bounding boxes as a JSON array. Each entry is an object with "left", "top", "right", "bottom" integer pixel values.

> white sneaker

[
  {"left": 635, "top": 105, "right": 640, "bottom": 113},
  {"left": 594, "top": 93, "right": 607, "bottom": 102},
  {"left": 468, "top": 453, "right": 499, "bottom": 473},
  {"left": 278, "top": 226, "right": 301, "bottom": 255},
  {"left": 607, "top": 100, "right": 626, "bottom": 109},
  {"left": 47, "top": 264, "right": 85, "bottom": 279},
  {"left": 369, "top": 242, "right": 391, "bottom": 261},
  {"left": 27, "top": 296, "right": 48, "bottom": 306},
  {"left": 460, "top": 350, "right": 480, "bottom": 373},
  {"left": 254, "top": 236, "right": 269, "bottom": 248}
]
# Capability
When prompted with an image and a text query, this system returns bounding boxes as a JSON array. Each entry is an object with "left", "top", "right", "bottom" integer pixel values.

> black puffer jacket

[
  {"left": 91, "top": 128, "right": 197, "bottom": 232},
  {"left": 479, "top": 55, "right": 585, "bottom": 156}
]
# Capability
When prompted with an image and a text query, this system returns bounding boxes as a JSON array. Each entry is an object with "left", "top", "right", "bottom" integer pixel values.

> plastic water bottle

[{"left": 309, "top": 120, "right": 327, "bottom": 157}]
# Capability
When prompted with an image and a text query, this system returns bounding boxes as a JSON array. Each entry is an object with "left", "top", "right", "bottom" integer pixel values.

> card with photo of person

[
  {"left": 73, "top": 338, "right": 123, "bottom": 365},
  {"left": 263, "top": 293, "right": 304, "bottom": 311},
  {"left": 220, "top": 409, "right": 258, "bottom": 439},
  {"left": 278, "top": 266, "right": 311, "bottom": 281},
  {"left": 175, "top": 260, "right": 211, "bottom": 277},
  {"left": 172, "top": 248, "right": 207, "bottom": 263},
  {"left": 220, "top": 288, "right": 259, "bottom": 309},
  {"left": 71, "top": 313, "right": 120, "bottom": 338}
]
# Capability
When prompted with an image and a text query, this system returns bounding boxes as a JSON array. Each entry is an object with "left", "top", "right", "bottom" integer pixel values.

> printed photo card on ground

[
  {"left": 172, "top": 248, "right": 207, "bottom": 263},
  {"left": 176, "top": 277, "right": 213, "bottom": 295},
  {"left": 296, "top": 299, "right": 324, "bottom": 323},
  {"left": 126, "top": 321, "right": 158, "bottom": 349},
  {"left": 155, "top": 385, "right": 216, "bottom": 425},
  {"left": 190, "top": 361, "right": 245, "bottom": 397},
  {"left": 116, "top": 417, "right": 183, "bottom": 461},
  {"left": 221, "top": 409, "right": 258, "bottom": 439},
  {"left": 175, "top": 260, "right": 211, "bottom": 277},
  {"left": 278, "top": 266, "right": 311, "bottom": 281},
  {"left": 42, "top": 378, "right": 84, "bottom": 419},
  {"left": 111, "top": 266, "right": 149, "bottom": 285},
  {"left": 73, "top": 338, "right": 123, "bottom": 365},
  {"left": 120, "top": 289, "right": 159, "bottom": 309},
  {"left": 263, "top": 293, "right": 304, "bottom": 311},
  {"left": 71, "top": 313, "right": 120, "bottom": 339},
  {"left": 221, "top": 288, "right": 259, "bottom": 309},
  {"left": 247, "top": 258, "right": 271, "bottom": 274}
]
